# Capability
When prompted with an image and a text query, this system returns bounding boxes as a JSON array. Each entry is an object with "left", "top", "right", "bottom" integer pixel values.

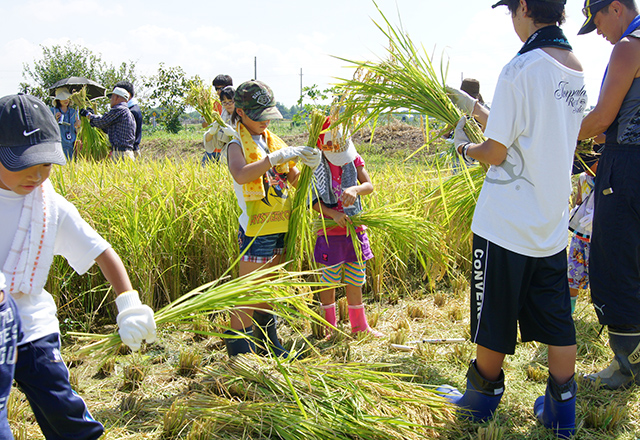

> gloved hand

[
  {"left": 267, "top": 146, "right": 306, "bottom": 167},
  {"left": 79, "top": 108, "right": 93, "bottom": 117},
  {"left": 116, "top": 290, "right": 157, "bottom": 352},
  {"left": 579, "top": 207, "right": 593, "bottom": 229},
  {"left": 298, "top": 146, "right": 322, "bottom": 169},
  {"left": 446, "top": 86, "right": 477, "bottom": 115},
  {"left": 454, "top": 116, "right": 476, "bottom": 165},
  {"left": 219, "top": 125, "right": 238, "bottom": 138}
]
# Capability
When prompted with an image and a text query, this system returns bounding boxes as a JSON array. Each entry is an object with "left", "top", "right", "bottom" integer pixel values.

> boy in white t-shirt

[
  {"left": 0, "top": 94, "right": 157, "bottom": 439},
  {"left": 440, "top": 0, "right": 586, "bottom": 438}
]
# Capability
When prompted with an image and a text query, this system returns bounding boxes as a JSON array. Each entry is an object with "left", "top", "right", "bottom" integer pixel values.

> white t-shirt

[
  {"left": 228, "top": 134, "right": 270, "bottom": 232},
  {"left": 0, "top": 187, "right": 110, "bottom": 344},
  {"left": 472, "top": 49, "right": 586, "bottom": 257}
]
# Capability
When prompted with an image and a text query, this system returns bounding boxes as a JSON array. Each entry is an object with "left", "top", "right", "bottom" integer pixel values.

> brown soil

[{"left": 140, "top": 122, "right": 432, "bottom": 161}]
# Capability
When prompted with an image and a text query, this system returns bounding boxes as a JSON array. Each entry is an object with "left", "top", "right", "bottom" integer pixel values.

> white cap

[{"left": 107, "top": 87, "right": 130, "bottom": 101}]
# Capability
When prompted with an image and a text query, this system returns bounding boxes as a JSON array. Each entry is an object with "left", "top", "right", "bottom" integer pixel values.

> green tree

[
  {"left": 21, "top": 41, "right": 138, "bottom": 107},
  {"left": 143, "top": 63, "right": 190, "bottom": 134},
  {"left": 293, "top": 84, "right": 334, "bottom": 124}
]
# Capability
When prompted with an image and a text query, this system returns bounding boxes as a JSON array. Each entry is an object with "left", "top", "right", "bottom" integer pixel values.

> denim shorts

[{"left": 238, "top": 227, "right": 285, "bottom": 264}]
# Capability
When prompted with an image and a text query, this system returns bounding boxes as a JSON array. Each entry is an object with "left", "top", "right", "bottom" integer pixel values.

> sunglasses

[{"left": 582, "top": 0, "right": 608, "bottom": 18}]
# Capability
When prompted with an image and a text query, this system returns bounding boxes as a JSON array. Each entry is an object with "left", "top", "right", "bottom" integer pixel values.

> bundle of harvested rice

[
  {"left": 284, "top": 108, "right": 327, "bottom": 269},
  {"left": 186, "top": 78, "right": 220, "bottom": 126},
  {"left": 70, "top": 263, "right": 328, "bottom": 358},
  {"left": 183, "top": 355, "right": 454, "bottom": 440},
  {"left": 69, "top": 87, "right": 110, "bottom": 160}
]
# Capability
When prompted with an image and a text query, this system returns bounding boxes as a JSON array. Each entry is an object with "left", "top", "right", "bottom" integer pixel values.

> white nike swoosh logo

[{"left": 23, "top": 128, "right": 40, "bottom": 136}]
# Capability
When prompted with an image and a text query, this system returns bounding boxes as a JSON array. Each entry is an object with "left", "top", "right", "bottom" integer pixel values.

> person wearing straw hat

[
  {"left": 80, "top": 86, "right": 136, "bottom": 161},
  {"left": 50, "top": 87, "right": 81, "bottom": 160},
  {"left": 222, "top": 80, "right": 320, "bottom": 358},
  {"left": 437, "top": 1, "right": 585, "bottom": 437},
  {"left": 576, "top": 0, "right": 640, "bottom": 390},
  {"left": 0, "top": 94, "right": 156, "bottom": 439}
]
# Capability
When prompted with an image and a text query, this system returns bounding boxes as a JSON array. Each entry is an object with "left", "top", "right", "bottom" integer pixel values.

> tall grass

[{"left": 48, "top": 152, "right": 456, "bottom": 328}]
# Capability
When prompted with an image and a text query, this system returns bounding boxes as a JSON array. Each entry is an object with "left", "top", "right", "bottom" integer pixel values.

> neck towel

[
  {"left": 3, "top": 180, "right": 59, "bottom": 296},
  {"left": 312, "top": 155, "right": 361, "bottom": 217},
  {"left": 518, "top": 25, "right": 572, "bottom": 56},
  {"left": 237, "top": 121, "right": 291, "bottom": 202}
]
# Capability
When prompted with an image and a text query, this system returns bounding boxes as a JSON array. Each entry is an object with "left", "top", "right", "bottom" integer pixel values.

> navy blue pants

[
  {"left": 14, "top": 333, "right": 103, "bottom": 440},
  {"left": 590, "top": 145, "right": 640, "bottom": 325},
  {"left": 0, "top": 295, "right": 21, "bottom": 439}
]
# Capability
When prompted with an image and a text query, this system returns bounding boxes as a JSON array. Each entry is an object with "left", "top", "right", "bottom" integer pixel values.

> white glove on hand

[
  {"left": 219, "top": 125, "right": 238, "bottom": 138},
  {"left": 116, "top": 290, "right": 156, "bottom": 352},
  {"left": 454, "top": 116, "right": 476, "bottom": 166},
  {"left": 298, "top": 146, "right": 322, "bottom": 169},
  {"left": 579, "top": 207, "right": 594, "bottom": 229},
  {"left": 446, "top": 86, "right": 478, "bottom": 115},
  {"left": 268, "top": 146, "right": 306, "bottom": 167}
]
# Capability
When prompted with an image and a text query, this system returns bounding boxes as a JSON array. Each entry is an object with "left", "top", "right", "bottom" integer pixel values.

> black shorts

[
  {"left": 470, "top": 234, "right": 576, "bottom": 354},
  {"left": 590, "top": 145, "right": 640, "bottom": 325}
]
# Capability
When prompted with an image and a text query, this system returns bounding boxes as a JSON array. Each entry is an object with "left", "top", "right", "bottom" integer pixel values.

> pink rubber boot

[
  {"left": 321, "top": 303, "right": 337, "bottom": 338},
  {"left": 348, "top": 304, "right": 383, "bottom": 337}
]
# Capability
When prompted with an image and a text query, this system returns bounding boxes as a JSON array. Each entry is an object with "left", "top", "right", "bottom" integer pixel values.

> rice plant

[
  {"left": 185, "top": 77, "right": 219, "bottom": 126},
  {"left": 68, "top": 87, "right": 110, "bottom": 160}
]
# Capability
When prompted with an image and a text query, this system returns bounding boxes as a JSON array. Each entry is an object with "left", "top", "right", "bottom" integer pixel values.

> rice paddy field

[{"left": 7, "top": 123, "right": 640, "bottom": 439}]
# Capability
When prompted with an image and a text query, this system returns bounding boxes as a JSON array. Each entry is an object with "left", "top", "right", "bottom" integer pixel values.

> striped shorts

[{"left": 321, "top": 262, "right": 366, "bottom": 287}]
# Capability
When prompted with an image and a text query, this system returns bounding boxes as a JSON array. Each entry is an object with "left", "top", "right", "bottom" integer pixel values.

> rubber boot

[
  {"left": 437, "top": 359, "right": 504, "bottom": 422},
  {"left": 223, "top": 328, "right": 256, "bottom": 357},
  {"left": 348, "top": 304, "right": 383, "bottom": 337},
  {"left": 321, "top": 303, "right": 337, "bottom": 338},
  {"left": 252, "top": 311, "right": 290, "bottom": 358},
  {"left": 534, "top": 375, "right": 577, "bottom": 439},
  {"left": 584, "top": 327, "right": 640, "bottom": 390}
]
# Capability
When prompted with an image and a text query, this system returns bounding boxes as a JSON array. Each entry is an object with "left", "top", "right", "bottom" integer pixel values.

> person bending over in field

[{"left": 439, "top": 0, "right": 585, "bottom": 438}]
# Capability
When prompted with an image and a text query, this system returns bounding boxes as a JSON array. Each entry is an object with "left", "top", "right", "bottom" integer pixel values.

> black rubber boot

[
  {"left": 534, "top": 375, "right": 577, "bottom": 439},
  {"left": 253, "top": 311, "right": 290, "bottom": 358},
  {"left": 585, "top": 326, "right": 640, "bottom": 390},
  {"left": 223, "top": 328, "right": 256, "bottom": 357},
  {"left": 437, "top": 359, "right": 505, "bottom": 422}
]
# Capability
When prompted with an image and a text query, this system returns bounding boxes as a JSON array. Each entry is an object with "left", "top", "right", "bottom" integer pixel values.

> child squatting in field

[
  {"left": 0, "top": 94, "right": 157, "bottom": 439},
  {"left": 312, "top": 117, "right": 382, "bottom": 338},
  {"left": 440, "top": 0, "right": 585, "bottom": 438},
  {"left": 222, "top": 80, "right": 320, "bottom": 358}
]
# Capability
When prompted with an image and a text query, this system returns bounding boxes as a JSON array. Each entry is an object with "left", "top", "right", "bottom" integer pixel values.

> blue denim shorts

[{"left": 238, "top": 227, "right": 285, "bottom": 264}]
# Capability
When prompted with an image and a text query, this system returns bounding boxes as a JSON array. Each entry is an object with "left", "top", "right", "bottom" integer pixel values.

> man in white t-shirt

[
  {"left": 439, "top": 0, "right": 586, "bottom": 438},
  {"left": 0, "top": 94, "right": 157, "bottom": 439}
]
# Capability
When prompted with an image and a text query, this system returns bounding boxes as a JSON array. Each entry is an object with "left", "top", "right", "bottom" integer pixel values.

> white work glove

[
  {"left": 116, "top": 290, "right": 157, "bottom": 352},
  {"left": 579, "top": 207, "right": 593, "bottom": 229},
  {"left": 298, "top": 146, "right": 322, "bottom": 169},
  {"left": 267, "top": 146, "right": 306, "bottom": 166},
  {"left": 219, "top": 125, "right": 238, "bottom": 138},
  {"left": 446, "top": 86, "right": 478, "bottom": 115},
  {"left": 454, "top": 116, "right": 476, "bottom": 166}
]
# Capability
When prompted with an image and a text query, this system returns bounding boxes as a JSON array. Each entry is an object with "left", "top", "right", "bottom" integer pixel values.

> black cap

[
  {"left": 0, "top": 94, "right": 66, "bottom": 171},
  {"left": 578, "top": 0, "right": 614, "bottom": 35},
  {"left": 492, "top": 0, "right": 566, "bottom": 8}
]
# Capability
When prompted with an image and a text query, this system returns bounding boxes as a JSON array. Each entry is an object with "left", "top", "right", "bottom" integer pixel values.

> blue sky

[{"left": 1, "top": 0, "right": 612, "bottom": 107}]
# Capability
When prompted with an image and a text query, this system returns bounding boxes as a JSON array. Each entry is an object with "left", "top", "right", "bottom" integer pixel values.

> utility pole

[
  {"left": 254, "top": 57, "right": 257, "bottom": 80},
  {"left": 300, "top": 68, "right": 303, "bottom": 100}
]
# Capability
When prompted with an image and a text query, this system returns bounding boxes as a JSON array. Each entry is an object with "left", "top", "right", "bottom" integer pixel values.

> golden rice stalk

[
  {"left": 284, "top": 108, "right": 327, "bottom": 269},
  {"left": 69, "top": 87, "right": 110, "bottom": 160},
  {"left": 332, "top": 1, "right": 485, "bottom": 159},
  {"left": 69, "top": 263, "right": 329, "bottom": 358},
  {"left": 186, "top": 77, "right": 220, "bottom": 126},
  {"left": 312, "top": 203, "right": 449, "bottom": 276},
  {"left": 186, "top": 355, "right": 454, "bottom": 439}
]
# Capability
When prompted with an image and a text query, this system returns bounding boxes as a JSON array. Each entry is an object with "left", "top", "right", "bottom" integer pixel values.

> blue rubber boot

[
  {"left": 534, "top": 375, "right": 576, "bottom": 439},
  {"left": 584, "top": 327, "right": 640, "bottom": 390},
  {"left": 223, "top": 328, "right": 256, "bottom": 357},
  {"left": 437, "top": 360, "right": 504, "bottom": 422},
  {"left": 253, "top": 311, "right": 290, "bottom": 358}
]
